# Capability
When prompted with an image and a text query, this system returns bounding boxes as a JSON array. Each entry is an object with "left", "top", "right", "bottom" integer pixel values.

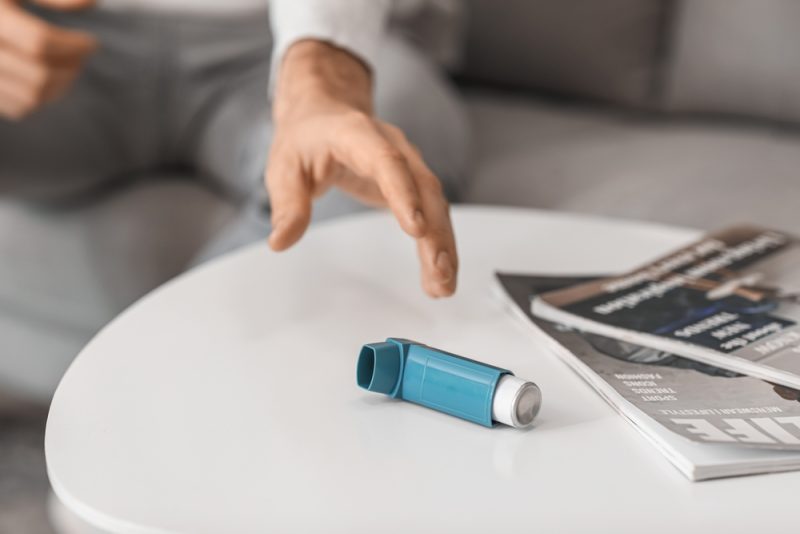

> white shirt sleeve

[{"left": 269, "top": 0, "right": 392, "bottom": 89}]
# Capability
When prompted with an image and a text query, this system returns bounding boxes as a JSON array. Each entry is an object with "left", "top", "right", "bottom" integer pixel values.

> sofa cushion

[
  {"left": 666, "top": 0, "right": 800, "bottom": 124},
  {"left": 459, "top": 0, "right": 670, "bottom": 107},
  {"left": 463, "top": 90, "right": 800, "bottom": 234}
]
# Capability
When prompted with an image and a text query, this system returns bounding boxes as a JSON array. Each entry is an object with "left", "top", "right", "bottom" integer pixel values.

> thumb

[
  {"left": 32, "top": 0, "right": 95, "bottom": 11},
  {"left": 265, "top": 153, "right": 313, "bottom": 252}
]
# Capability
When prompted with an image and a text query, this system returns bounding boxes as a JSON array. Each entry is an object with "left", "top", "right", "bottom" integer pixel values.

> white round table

[{"left": 46, "top": 207, "right": 800, "bottom": 533}]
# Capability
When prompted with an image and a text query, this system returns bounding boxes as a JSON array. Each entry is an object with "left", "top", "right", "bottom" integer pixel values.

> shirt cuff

[{"left": 269, "top": 0, "right": 391, "bottom": 94}]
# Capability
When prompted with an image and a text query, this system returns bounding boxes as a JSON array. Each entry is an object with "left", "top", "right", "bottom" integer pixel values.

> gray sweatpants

[{"left": 0, "top": 7, "right": 469, "bottom": 399}]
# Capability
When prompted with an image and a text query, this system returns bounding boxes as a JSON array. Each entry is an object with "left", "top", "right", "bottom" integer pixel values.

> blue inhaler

[{"left": 356, "top": 338, "right": 541, "bottom": 428}]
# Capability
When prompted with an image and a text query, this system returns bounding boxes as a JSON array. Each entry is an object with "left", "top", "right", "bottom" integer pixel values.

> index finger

[{"left": 0, "top": 2, "right": 96, "bottom": 64}]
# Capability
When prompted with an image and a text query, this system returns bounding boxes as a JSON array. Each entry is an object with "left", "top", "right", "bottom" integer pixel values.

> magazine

[
  {"left": 530, "top": 226, "right": 800, "bottom": 390},
  {"left": 497, "top": 273, "right": 800, "bottom": 481}
]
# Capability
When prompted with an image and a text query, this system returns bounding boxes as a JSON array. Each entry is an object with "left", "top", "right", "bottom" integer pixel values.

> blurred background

[{"left": 3, "top": 0, "right": 800, "bottom": 531}]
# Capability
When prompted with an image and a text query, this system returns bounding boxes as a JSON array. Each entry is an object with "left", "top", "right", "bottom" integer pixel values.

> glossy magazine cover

[
  {"left": 531, "top": 226, "right": 800, "bottom": 389},
  {"left": 500, "top": 273, "right": 800, "bottom": 450}
]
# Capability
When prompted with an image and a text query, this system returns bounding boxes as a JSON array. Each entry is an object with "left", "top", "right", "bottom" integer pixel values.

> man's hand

[
  {"left": 268, "top": 40, "right": 458, "bottom": 298},
  {"left": 0, "top": 0, "right": 96, "bottom": 120}
]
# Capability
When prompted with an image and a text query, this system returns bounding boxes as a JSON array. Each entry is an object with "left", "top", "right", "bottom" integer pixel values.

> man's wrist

[{"left": 274, "top": 39, "right": 373, "bottom": 124}]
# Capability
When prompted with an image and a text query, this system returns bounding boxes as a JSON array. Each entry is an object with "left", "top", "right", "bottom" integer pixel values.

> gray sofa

[
  {"left": 2, "top": 0, "right": 799, "bottom": 401},
  {"left": 459, "top": 0, "right": 800, "bottom": 232}
]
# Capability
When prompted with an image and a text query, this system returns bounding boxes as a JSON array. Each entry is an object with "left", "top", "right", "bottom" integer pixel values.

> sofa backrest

[
  {"left": 459, "top": 0, "right": 800, "bottom": 124},
  {"left": 665, "top": 0, "right": 800, "bottom": 124},
  {"left": 458, "top": 0, "right": 670, "bottom": 107}
]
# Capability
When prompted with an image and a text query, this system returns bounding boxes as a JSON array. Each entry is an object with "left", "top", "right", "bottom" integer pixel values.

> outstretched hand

[{"left": 268, "top": 40, "right": 458, "bottom": 298}]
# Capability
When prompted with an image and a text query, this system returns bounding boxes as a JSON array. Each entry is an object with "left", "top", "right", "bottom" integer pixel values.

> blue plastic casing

[{"left": 356, "top": 338, "right": 512, "bottom": 427}]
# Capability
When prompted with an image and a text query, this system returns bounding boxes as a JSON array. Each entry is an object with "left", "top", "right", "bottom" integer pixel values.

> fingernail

[{"left": 435, "top": 251, "right": 454, "bottom": 282}]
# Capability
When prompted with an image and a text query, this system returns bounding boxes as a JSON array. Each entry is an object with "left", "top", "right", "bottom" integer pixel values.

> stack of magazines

[{"left": 495, "top": 225, "right": 800, "bottom": 481}]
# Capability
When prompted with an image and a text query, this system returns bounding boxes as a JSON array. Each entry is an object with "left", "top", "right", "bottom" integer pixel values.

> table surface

[{"left": 46, "top": 206, "right": 800, "bottom": 533}]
